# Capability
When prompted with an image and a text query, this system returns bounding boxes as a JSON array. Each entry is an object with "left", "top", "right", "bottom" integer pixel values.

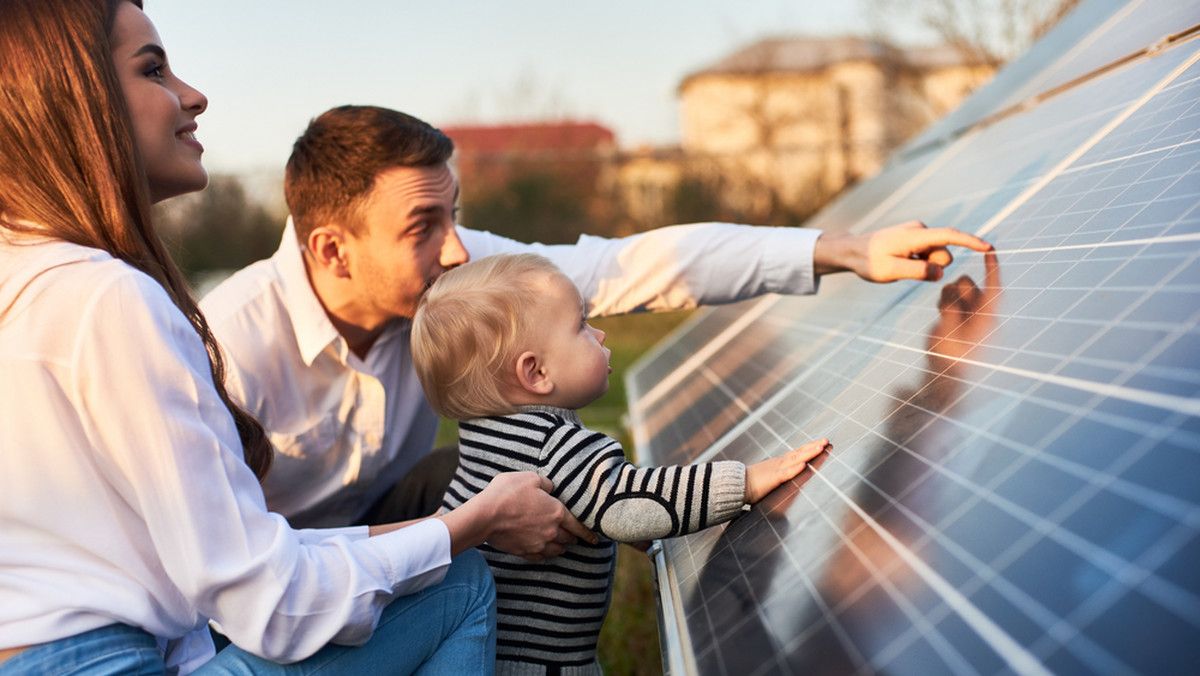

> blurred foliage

[
  {"left": 868, "top": 0, "right": 1083, "bottom": 64},
  {"left": 461, "top": 169, "right": 595, "bottom": 245},
  {"left": 154, "top": 174, "right": 284, "bottom": 282},
  {"left": 670, "top": 175, "right": 728, "bottom": 225},
  {"left": 459, "top": 158, "right": 824, "bottom": 248},
  {"left": 670, "top": 171, "right": 828, "bottom": 229}
]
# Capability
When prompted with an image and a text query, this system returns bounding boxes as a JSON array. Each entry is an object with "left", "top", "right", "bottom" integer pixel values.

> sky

[{"left": 149, "top": 1, "right": 926, "bottom": 176}]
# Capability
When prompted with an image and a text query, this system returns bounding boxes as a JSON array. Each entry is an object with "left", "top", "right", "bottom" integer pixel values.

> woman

[{"left": 0, "top": 1, "right": 582, "bottom": 673}]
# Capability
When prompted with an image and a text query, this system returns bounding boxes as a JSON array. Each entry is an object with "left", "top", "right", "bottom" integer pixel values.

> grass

[
  {"left": 436, "top": 310, "right": 695, "bottom": 674},
  {"left": 588, "top": 312, "right": 695, "bottom": 675}
]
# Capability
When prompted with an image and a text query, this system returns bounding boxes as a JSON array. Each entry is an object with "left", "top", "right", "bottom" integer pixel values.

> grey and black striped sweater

[{"left": 442, "top": 405, "right": 747, "bottom": 675}]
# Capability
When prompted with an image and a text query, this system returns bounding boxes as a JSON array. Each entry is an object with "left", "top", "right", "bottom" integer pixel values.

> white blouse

[{"left": 0, "top": 235, "right": 451, "bottom": 674}]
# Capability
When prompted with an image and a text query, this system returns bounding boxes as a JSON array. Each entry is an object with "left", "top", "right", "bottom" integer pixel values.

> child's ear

[{"left": 515, "top": 351, "right": 554, "bottom": 396}]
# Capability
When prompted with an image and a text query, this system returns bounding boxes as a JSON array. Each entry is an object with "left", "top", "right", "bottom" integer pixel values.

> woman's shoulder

[
  {"left": 2, "top": 235, "right": 139, "bottom": 286},
  {"left": 0, "top": 237, "right": 178, "bottom": 333}
]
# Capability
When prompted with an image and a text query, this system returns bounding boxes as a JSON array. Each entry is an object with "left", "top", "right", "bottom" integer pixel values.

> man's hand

[
  {"left": 814, "top": 221, "right": 993, "bottom": 283},
  {"left": 439, "top": 472, "right": 596, "bottom": 561}
]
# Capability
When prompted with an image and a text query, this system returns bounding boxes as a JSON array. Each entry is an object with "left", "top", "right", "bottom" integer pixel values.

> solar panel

[{"left": 627, "top": 1, "right": 1200, "bottom": 673}]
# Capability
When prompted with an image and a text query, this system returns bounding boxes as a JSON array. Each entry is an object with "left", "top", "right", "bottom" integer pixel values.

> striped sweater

[{"left": 442, "top": 405, "right": 747, "bottom": 675}]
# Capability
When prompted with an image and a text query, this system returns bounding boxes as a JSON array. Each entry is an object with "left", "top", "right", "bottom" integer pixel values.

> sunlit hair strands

[{"left": 0, "top": 0, "right": 272, "bottom": 479}]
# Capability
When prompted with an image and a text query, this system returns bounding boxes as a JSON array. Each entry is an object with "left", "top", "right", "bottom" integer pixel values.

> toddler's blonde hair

[{"left": 412, "top": 253, "right": 569, "bottom": 420}]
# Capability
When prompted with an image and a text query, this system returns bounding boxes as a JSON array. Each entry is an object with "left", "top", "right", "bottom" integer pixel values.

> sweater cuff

[{"left": 706, "top": 461, "right": 749, "bottom": 525}]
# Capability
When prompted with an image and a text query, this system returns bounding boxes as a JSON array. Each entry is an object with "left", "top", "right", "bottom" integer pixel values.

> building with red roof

[{"left": 441, "top": 121, "right": 616, "bottom": 195}]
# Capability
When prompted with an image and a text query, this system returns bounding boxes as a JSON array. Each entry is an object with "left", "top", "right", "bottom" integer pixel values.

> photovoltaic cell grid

[
  {"left": 632, "top": 27, "right": 1198, "bottom": 468},
  {"left": 818, "top": 0, "right": 1194, "bottom": 236},
  {"left": 627, "top": 1, "right": 1200, "bottom": 674}
]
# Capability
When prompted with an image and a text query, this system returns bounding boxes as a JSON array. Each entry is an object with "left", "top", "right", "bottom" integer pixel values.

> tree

[
  {"left": 461, "top": 167, "right": 596, "bottom": 245},
  {"left": 154, "top": 174, "right": 284, "bottom": 282},
  {"left": 867, "top": 0, "right": 1085, "bottom": 65}
]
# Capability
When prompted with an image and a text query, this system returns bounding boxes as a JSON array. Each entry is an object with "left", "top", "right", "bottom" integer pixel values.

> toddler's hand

[{"left": 744, "top": 438, "right": 831, "bottom": 504}]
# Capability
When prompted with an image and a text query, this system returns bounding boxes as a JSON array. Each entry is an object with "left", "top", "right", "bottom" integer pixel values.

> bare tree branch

[{"left": 866, "top": 0, "right": 1081, "bottom": 64}]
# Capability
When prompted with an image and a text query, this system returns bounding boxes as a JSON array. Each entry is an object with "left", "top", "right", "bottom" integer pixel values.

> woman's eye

[{"left": 144, "top": 64, "right": 164, "bottom": 79}]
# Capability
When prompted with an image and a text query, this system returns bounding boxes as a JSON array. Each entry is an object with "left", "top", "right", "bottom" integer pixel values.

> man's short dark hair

[{"left": 284, "top": 105, "right": 455, "bottom": 241}]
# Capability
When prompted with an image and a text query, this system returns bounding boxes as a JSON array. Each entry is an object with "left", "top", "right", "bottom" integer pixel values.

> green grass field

[
  {"left": 436, "top": 310, "right": 695, "bottom": 674},
  {"left": 588, "top": 312, "right": 695, "bottom": 675}
]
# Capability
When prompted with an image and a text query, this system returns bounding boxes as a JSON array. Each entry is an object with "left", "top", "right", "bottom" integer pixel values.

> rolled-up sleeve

[{"left": 457, "top": 223, "right": 821, "bottom": 317}]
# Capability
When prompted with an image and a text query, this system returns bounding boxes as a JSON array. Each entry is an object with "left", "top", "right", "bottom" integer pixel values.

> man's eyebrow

[
  {"left": 408, "top": 203, "right": 445, "bottom": 216},
  {"left": 132, "top": 44, "right": 166, "bottom": 59}
]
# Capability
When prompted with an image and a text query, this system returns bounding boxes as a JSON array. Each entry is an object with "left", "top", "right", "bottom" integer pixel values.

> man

[{"left": 201, "top": 105, "right": 991, "bottom": 531}]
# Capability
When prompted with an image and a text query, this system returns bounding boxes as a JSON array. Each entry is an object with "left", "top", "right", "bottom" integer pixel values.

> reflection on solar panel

[{"left": 626, "top": 1, "right": 1200, "bottom": 673}]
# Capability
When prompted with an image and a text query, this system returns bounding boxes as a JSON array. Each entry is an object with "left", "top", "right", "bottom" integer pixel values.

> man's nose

[{"left": 441, "top": 225, "right": 469, "bottom": 268}]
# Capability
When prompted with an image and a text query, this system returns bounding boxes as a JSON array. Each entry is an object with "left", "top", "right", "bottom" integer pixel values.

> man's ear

[
  {"left": 515, "top": 351, "right": 554, "bottom": 396},
  {"left": 307, "top": 226, "right": 351, "bottom": 279}
]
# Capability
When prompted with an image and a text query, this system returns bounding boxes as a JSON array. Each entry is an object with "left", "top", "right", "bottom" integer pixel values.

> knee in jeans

[{"left": 447, "top": 549, "right": 495, "bottom": 605}]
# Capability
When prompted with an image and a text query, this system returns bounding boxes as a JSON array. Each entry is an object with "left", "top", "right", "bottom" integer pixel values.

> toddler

[{"left": 412, "top": 253, "right": 830, "bottom": 674}]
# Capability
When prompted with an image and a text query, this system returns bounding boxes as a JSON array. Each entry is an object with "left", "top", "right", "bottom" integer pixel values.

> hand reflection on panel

[
  {"left": 804, "top": 251, "right": 1002, "bottom": 671},
  {"left": 688, "top": 452, "right": 830, "bottom": 675},
  {"left": 681, "top": 254, "right": 1002, "bottom": 673},
  {"left": 926, "top": 251, "right": 1003, "bottom": 375}
]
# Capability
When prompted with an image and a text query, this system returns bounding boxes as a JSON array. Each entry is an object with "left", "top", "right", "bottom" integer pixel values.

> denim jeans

[
  {"left": 0, "top": 624, "right": 165, "bottom": 676},
  {"left": 0, "top": 550, "right": 496, "bottom": 676}
]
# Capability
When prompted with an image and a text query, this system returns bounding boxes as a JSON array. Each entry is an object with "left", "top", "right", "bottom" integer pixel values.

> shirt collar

[
  {"left": 515, "top": 404, "right": 582, "bottom": 426},
  {"left": 275, "top": 216, "right": 343, "bottom": 366}
]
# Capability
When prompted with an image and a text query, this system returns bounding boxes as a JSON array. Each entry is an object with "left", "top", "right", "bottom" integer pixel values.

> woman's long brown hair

[{"left": 0, "top": 0, "right": 272, "bottom": 479}]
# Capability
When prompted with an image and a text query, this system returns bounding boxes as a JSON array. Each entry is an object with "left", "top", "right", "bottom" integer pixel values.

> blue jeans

[
  {"left": 0, "top": 624, "right": 163, "bottom": 676},
  {"left": 0, "top": 550, "right": 496, "bottom": 675}
]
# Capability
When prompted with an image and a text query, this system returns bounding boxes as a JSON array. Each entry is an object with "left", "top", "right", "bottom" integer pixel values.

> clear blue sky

[{"left": 150, "top": 1, "right": 925, "bottom": 175}]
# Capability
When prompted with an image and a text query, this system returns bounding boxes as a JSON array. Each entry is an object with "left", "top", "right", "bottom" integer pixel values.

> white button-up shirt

[
  {"left": 0, "top": 235, "right": 452, "bottom": 673},
  {"left": 202, "top": 221, "right": 821, "bottom": 528}
]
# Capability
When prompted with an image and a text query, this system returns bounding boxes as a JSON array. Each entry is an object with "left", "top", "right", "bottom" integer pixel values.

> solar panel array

[{"left": 626, "top": 0, "right": 1200, "bottom": 673}]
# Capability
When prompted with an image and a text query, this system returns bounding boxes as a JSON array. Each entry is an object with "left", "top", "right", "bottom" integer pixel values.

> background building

[
  {"left": 435, "top": 37, "right": 995, "bottom": 240},
  {"left": 619, "top": 36, "right": 996, "bottom": 227}
]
